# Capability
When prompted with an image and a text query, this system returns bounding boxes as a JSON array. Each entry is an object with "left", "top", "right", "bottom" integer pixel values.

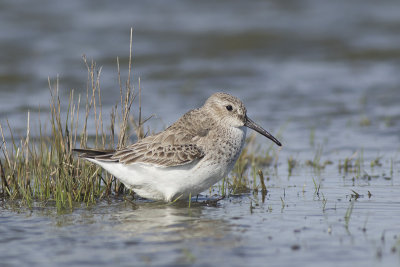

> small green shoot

[{"left": 344, "top": 200, "right": 355, "bottom": 232}]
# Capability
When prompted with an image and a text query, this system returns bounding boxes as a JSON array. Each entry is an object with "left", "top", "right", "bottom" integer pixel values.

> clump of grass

[
  {"left": 0, "top": 29, "right": 142, "bottom": 211},
  {"left": 305, "top": 145, "right": 332, "bottom": 170},
  {"left": 339, "top": 150, "right": 363, "bottom": 175}
]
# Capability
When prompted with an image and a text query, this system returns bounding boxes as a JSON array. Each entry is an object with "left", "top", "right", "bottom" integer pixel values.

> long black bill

[{"left": 245, "top": 117, "right": 282, "bottom": 146}]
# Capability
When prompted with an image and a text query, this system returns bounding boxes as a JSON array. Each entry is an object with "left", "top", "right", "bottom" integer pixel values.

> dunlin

[{"left": 73, "top": 92, "right": 281, "bottom": 201}]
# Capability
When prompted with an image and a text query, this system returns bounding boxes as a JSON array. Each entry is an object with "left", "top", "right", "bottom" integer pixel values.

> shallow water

[
  {"left": 1, "top": 174, "right": 400, "bottom": 267},
  {"left": 1, "top": 0, "right": 400, "bottom": 266}
]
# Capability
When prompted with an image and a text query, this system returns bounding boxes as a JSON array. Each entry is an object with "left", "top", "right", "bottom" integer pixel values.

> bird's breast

[
  {"left": 204, "top": 126, "right": 247, "bottom": 165},
  {"left": 225, "top": 126, "right": 247, "bottom": 163}
]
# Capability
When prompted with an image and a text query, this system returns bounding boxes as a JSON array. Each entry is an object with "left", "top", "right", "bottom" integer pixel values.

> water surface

[{"left": 1, "top": 0, "right": 400, "bottom": 266}]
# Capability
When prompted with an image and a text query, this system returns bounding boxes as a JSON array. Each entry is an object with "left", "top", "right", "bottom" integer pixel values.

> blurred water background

[{"left": 1, "top": 0, "right": 400, "bottom": 266}]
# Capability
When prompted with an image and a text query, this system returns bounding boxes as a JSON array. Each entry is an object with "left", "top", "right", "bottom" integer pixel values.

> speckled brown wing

[
  {"left": 112, "top": 141, "right": 204, "bottom": 166},
  {"left": 110, "top": 109, "right": 212, "bottom": 167}
]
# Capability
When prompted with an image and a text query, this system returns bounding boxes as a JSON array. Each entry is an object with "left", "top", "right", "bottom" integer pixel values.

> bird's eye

[{"left": 226, "top": 105, "right": 233, "bottom": 111}]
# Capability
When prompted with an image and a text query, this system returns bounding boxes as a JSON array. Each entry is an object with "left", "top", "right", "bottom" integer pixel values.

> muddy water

[{"left": 1, "top": 0, "right": 400, "bottom": 266}]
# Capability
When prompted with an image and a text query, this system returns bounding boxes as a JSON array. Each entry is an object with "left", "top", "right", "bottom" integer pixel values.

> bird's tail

[{"left": 72, "top": 148, "right": 117, "bottom": 162}]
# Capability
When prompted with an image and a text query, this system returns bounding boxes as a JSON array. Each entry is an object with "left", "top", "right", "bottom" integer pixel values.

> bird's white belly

[
  {"left": 88, "top": 126, "right": 247, "bottom": 201},
  {"left": 89, "top": 159, "right": 221, "bottom": 201}
]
